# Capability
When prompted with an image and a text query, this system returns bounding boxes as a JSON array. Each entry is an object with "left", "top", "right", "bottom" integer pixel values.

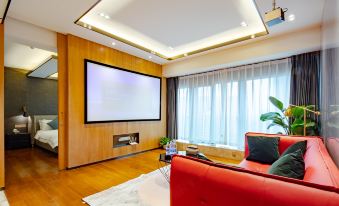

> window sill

[
  {"left": 176, "top": 140, "right": 244, "bottom": 161},
  {"left": 176, "top": 139, "right": 242, "bottom": 151}
]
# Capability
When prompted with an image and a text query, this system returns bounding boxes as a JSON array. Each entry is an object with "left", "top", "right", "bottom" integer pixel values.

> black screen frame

[{"left": 84, "top": 59, "right": 162, "bottom": 124}]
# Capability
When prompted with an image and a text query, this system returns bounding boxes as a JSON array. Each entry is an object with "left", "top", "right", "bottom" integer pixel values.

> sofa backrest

[
  {"left": 244, "top": 132, "right": 318, "bottom": 157},
  {"left": 245, "top": 132, "right": 339, "bottom": 188}
]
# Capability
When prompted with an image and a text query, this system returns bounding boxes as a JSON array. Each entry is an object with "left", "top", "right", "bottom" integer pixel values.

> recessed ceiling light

[
  {"left": 84, "top": 23, "right": 88, "bottom": 28},
  {"left": 288, "top": 14, "right": 295, "bottom": 21},
  {"left": 151, "top": 51, "right": 156, "bottom": 54},
  {"left": 240, "top": 21, "right": 248, "bottom": 27},
  {"left": 88, "top": 25, "right": 92, "bottom": 30},
  {"left": 99, "top": 12, "right": 105, "bottom": 17},
  {"left": 184, "top": 53, "right": 188, "bottom": 57},
  {"left": 149, "top": 55, "right": 152, "bottom": 59},
  {"left": 105, "top": 15, "right": 110, "bottom": 19},
  {"left": 251, "top": 34, "right": 255, "bottom": 39},
  {"left": 111, "top": 42, "right": 116, "bottom": 46}
]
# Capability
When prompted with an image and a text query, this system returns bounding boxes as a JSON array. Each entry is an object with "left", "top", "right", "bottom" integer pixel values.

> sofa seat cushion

[{"left": 239, "top": 159, "right": 271, "bottom": 173}]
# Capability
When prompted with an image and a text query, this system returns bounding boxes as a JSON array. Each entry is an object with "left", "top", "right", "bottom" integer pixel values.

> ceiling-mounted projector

[{"left": 264, "top": 0, "right": 288, "bottom": 27}]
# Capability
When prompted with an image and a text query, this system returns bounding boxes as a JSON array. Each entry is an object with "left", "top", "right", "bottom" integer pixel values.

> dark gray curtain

[
  {"left": 290, "top": 51, "right": 321, "bottom": 106},
  {"left": 290, "top": 51, "right": 321, "bottom": 133},
  {"left": 166, "top": 77, "right": 178, "bottom": 139}
]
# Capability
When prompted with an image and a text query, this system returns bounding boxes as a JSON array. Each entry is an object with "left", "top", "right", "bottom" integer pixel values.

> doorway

[{"left": 4, "top": 38, "right": 60, "bottom": 183}]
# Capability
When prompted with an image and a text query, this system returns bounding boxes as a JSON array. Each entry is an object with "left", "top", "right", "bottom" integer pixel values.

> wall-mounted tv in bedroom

[{"left": 85, "top": 59, "right": 161, "bottom": 124}]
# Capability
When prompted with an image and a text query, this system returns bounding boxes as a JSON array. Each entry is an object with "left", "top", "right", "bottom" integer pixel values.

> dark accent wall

[{"left": 4, "top": 68, "right": 57, "bottom": 133}]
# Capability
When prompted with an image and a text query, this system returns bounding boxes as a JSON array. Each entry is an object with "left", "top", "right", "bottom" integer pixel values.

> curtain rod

[
  {"left": 173, "top": 50, "right": 320, "bottom": 78},
  {"left": 176, "top": 57, "right": 290, "bottom": 78}
]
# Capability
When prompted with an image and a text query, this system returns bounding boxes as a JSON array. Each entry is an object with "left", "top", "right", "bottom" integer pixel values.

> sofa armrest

[{"left": 170, "top": 155, "right": 339, "bottom": 206}]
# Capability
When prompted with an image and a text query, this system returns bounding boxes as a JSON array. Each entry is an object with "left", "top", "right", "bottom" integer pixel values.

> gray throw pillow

[
  {"left": 281, "top": 140, "right": 307, "bottom": 156},
  {"left": 246, "top": 136, "right": 280, "bottom": 164},
  {"left": 268, "top": 149, "right": 305, "bottom": 180},
  {"left": 47, "top": 118, "right": 58, "bottom": 129}
]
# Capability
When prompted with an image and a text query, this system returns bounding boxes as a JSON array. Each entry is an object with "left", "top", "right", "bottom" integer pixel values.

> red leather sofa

[{"left": 170, "top": 132, "right": 339, "bottom": 206}]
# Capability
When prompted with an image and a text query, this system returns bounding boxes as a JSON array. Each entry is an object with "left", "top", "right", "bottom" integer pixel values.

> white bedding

[{"left": 34, "top": 130, "right": 58, "bottom": 148}]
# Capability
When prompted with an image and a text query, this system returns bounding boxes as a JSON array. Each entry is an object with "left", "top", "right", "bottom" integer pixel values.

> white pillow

[{"left": 39, "top": 119, "right": 53, "bottom": 131}]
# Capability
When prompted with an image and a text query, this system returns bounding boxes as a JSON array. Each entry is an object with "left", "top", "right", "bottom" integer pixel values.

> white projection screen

[{"left": 85, "top": 60, "right": 161, "bottom": 123}]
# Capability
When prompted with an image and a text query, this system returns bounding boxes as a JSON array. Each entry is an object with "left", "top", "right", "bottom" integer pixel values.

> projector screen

[{"left": 85, "top": 60, "right": 161, "bottom": 123}]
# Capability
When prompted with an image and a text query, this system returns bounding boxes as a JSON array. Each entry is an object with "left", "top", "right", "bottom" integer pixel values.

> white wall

[
  {"left": 163, "top": 25, "right": 322, "bottom": 77},
  {"left": 5, "top": 17, "right": 57, "bottom": 52}
]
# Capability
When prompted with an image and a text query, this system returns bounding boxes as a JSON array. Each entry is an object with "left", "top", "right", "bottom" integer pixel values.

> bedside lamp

[{"left": 22, "top": 105, "right": 29, "bottom": 117}]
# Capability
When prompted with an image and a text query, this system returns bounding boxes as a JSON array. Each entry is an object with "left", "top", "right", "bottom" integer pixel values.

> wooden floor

[{"left": 4, "top": 147, "right": 240, "bottom": 206}]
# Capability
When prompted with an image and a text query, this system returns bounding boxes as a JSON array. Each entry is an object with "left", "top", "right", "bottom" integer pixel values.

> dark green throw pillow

[
  {"left": 281, "top": 140, "right": 307, "bottom": 156},
  {"left": 268, "top": 149, "right": 305, "bottom": 180},
  {"left": 48, "top": 118, "right": 58, "bottom": 130},
  {"left": 246, "top": 136, "right": 280, "bottom": 164}
]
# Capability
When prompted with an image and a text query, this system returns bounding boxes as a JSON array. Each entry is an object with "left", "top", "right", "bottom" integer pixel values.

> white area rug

[
  {"left": 83, "top": 168, "right": 170, "bottom": 206},
  {"left": 0, "top": 191, "right": 9, "bottom": 206}
]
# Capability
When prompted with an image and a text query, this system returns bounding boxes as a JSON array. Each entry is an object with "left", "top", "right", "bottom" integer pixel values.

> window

[{"left": 177, "top": 58, "right": 291, "bottom": 149}]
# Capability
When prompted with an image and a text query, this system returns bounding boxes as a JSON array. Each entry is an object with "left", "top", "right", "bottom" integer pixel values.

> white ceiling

[
  {"left": 5, "top": 40, "right": 57, "bottom": 70},
  {"left": 6, "top": 0, "right": 325, "bottom": 64},
  {"left": 0, "top": 0, "right": 9, "bottom": 22},
  {"left": 256, "top": 0, "right": 325, "bottom": 36},
  {"left": 78, "top": 0, "right": 267, "bottom": 59}
]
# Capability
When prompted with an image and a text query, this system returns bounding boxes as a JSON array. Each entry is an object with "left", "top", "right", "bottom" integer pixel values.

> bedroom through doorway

[{"left": 4, "top": 37, "right": 59, "bottom": 181}]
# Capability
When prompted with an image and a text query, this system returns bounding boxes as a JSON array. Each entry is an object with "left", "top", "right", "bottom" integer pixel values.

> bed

[{"left": 31, "top": 115, "right": 58, "bottom": 154}]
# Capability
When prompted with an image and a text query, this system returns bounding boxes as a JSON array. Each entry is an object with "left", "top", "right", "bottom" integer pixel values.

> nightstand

[{"left": 5, "top": 133, "right": 31, "bottom": 150}]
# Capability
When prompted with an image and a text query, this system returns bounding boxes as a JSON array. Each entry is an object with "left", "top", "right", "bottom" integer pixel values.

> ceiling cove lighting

[
  {"left": 75, "top": 0, "right": 268, "bottom": 60},
  {"left": 27, "top": 56, "right": 58, "bottom": 79}
]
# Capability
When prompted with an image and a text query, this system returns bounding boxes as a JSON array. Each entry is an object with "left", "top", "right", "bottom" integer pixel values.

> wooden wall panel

[
  {"left": 65, "top": 35, "right": 166, "bottom": 168},
  {"left": 0, "top": 24, "right": 4, "bottom": 187},
  {"left": 57, "top": 33, "right": 68, "bottom": 170}
]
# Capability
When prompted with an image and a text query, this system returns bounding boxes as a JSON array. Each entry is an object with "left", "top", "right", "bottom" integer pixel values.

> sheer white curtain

[{"left": 177, "top": 58, "right": 291, "bottom": 149}]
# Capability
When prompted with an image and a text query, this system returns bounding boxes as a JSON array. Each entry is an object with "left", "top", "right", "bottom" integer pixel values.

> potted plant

[
  {"left": 260, "top": 96, "right": 319, "bottom": 136},
  {"left": 160, "top": 136, "right": 171, "bottom": 149}
]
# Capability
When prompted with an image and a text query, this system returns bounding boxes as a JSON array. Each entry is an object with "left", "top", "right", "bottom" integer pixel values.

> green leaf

[
  {"left": 159, "top": 137, "right": 171, "bottom": 146},
  {"left": 305, "top": 122, "right": 315, "bottom": 127},
  {"left": 291, "top": 126, "right": 304, "bottom": 135},
  {"left": 269, "top": 96, "right": 284, "bottom": 111},
  {"left": 273, "top": 117, "right": 289, "bottom": 128},
  {"left": 291, "top": 119, "right": 304, "bottom": 128},
  {"left": 306, "top": 105, "right": 316, "bottom": 110},
  {"left": 260, "top": 112, "right": 282, "bottom": 121},
  {"left": 267, "top": 123, "right": 278, "bottom": 130},
  {"left": 291, "top": 107, "right": 305, "bottom": 119}
]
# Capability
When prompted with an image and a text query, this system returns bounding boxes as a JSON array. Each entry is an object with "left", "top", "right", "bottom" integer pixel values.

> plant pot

[{"left": 162, "top": 145, "right": 167, "bottom": 149}]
